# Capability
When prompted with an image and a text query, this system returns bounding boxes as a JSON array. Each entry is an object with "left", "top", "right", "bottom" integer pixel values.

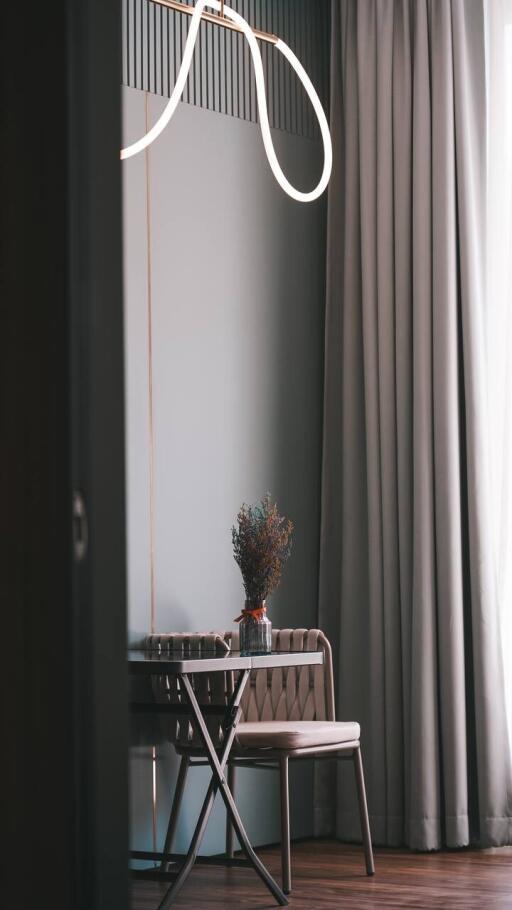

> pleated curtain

[{"left": 316, "top": 0, "right": 512, "bottom": 850}]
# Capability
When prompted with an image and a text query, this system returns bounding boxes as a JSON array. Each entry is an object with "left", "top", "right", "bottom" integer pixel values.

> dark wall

[{"left": 0, "top": 1, "right": 128, "bottom": 907}]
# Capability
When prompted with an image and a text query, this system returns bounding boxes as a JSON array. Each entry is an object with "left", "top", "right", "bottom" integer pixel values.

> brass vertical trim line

[
  {"left": 144, "top": 91, "right": 158, "bottom": 860},
  {"left": 145, "top": 92, "right": 156, "bottom": 638}
]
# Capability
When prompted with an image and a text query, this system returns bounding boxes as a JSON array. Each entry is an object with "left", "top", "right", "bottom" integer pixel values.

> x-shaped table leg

[{"left": 157, "top": 668, "right": 288, "bottom": 909}]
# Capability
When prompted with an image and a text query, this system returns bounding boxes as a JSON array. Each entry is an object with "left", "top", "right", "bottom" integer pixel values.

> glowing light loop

[{"left": 120, "top": 0, "right": 332, "bottom": 203}]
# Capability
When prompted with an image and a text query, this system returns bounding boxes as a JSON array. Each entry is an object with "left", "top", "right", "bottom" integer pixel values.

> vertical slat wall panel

[{"left": 121, "top": 0, "right": 329, "bottom": 139}]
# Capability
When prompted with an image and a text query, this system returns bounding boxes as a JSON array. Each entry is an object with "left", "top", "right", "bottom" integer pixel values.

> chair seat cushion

[{"left": 234, "top": 720, "right": 360, "bottom": 752}]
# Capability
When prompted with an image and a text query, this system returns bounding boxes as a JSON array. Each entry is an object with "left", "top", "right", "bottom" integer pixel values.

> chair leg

[
  {"left": 279, "top": 755, "right": 292, "bottom": 894},
  {"left": 353, "top": 746, "right": 375, "bottom": 875},
  {"left": 160, "top": 754, "right": 189, "bottom": 871},
  {"left": 225, "top": 762, "right": 236, "bottom": 858}
]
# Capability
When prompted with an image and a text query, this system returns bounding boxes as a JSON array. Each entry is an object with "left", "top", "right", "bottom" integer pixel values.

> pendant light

[{"left": 121, "top": 0, "right": 332, "bottom": 203}]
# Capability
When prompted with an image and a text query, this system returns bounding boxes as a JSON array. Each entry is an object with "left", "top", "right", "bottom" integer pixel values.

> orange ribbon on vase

[{"left": 234, "top": 603, "right": 267, "bottom": 623}]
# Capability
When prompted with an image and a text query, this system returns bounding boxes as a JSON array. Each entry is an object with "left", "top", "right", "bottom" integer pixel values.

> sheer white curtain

[{"left": 485, "top": 0, "right": 512, "bottom": 745}]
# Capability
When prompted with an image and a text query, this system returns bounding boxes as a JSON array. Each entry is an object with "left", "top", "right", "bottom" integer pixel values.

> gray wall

[{"left": 123, "top": 85, "right": 326, "bottom": 856}]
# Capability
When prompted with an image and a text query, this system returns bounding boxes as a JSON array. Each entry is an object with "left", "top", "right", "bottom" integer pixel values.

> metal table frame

[{"left": 128, "top": 649, "right": 324, "bottom": 908}]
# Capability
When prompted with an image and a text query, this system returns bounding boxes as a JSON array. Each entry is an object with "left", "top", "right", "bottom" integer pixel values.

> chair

[
  {"left": 225, "top": 628, "right": 374, "bottom": 893},
  {"left": 147, "top": 629, "right": 374, "bottom": 893}
]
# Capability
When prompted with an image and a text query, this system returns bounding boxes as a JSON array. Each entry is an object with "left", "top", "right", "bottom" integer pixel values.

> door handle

[{"left": 72, "top": 491, "right": 88, "bottom": 562}]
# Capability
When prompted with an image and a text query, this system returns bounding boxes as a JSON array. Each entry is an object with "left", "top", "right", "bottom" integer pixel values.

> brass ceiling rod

[{"left": 149, "top": 0, "right": 279, "bottom": 46}]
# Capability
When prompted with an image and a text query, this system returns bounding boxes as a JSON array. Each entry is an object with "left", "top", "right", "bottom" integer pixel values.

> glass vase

[{"left": 238, "top": 601, "right": 272, "bottom": 655}]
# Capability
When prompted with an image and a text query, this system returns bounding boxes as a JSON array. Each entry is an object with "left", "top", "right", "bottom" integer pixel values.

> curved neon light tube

[
  {"left": 121, "top": 0, "right": 207, "bottom": 160},
  {"left": 121, "top": 0, "right": 332, "bottom": 203}
]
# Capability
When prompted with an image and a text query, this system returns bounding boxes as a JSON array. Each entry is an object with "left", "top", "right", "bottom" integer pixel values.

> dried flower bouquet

[{"left": 232, "top": 493, "right": 293, "bottom": 609}]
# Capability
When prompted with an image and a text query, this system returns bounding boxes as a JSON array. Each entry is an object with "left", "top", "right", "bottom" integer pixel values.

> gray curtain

[{"left": 316, "top": 0, "right": 512, "bottom": 850}]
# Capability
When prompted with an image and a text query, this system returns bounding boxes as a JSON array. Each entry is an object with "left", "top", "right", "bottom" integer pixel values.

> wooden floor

[{"left": 131, "top": 839, "right": 512, "bottom": 909}]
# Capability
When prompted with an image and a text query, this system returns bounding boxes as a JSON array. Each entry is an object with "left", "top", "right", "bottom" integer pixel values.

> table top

[{"left": 128, "top": 649, "right": 323, "bottom": 674}]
